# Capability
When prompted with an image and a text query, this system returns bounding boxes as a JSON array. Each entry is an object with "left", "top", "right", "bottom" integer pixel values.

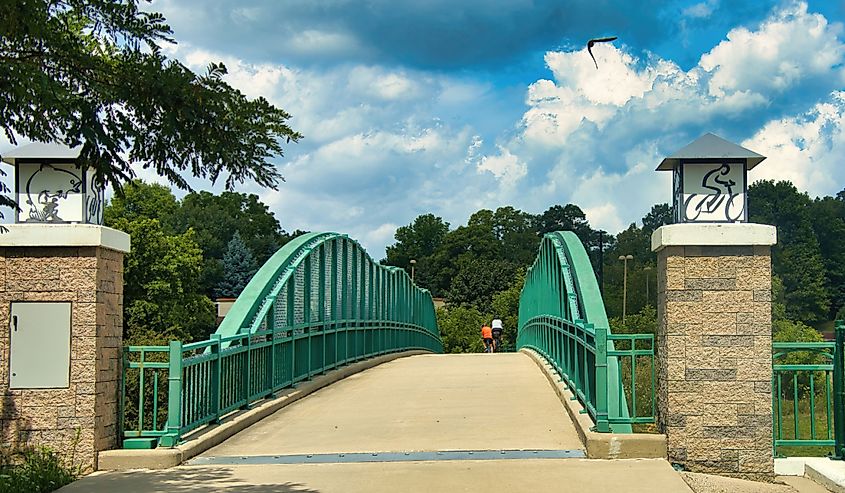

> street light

[
  {"left": 644, "top": 265, "right": 652, "bottom": 306},
  {"left": 619, "top": 255, "right": 633, "bottom": 324},
  {"left": 410, "top": 259, "right": 416, "bottom": 281}
]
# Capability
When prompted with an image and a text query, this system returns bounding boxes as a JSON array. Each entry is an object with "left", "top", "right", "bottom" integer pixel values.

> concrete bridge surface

[{"left": 59, "top": 354, "right": 821, "bottom": 492}]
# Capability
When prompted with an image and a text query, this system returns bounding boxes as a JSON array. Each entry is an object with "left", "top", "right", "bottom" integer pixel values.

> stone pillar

[
  {"left": 0, "top": 224, "right": 129, "bottom": 471},
  {"left": 653, "top": 223, "right": 776, "bottom": 481}
]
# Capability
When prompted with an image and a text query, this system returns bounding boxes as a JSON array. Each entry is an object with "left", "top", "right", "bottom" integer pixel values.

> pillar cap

[
  {"left": 0, "top": 224, "right": 130, "bottom": 253},
  {"left": 651, "top": 223, "right": 776, "bottom": 252}
]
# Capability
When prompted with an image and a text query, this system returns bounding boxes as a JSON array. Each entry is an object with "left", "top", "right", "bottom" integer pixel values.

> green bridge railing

[
  {"left": 121, "top": 232, "right": 443, "bottom": 448},
  {"left": 773, "top": 320, "right": 845, "bottom": 457},
  {"left": 517, "top": 232, "right": 655, "bottom": 433}
]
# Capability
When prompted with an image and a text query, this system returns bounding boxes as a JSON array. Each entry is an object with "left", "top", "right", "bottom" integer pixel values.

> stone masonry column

[
  {"left": 0, "top": 224, "right": 130, "bottom": 471},
  {"left": 653, "top": 223, "right": 776, "bottom": 481}
]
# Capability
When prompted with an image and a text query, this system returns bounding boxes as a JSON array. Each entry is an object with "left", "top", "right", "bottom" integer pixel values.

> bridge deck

[
  {"left": 60, "top": 353, "right": 700, "bottom": 492},
  {"left": 200, "top": 352, "right": 583, "bottom": 457}
]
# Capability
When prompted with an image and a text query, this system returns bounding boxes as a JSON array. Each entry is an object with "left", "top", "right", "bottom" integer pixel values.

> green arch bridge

[{"left": 121, "top": 230, "right": 651, "bottom": 450}]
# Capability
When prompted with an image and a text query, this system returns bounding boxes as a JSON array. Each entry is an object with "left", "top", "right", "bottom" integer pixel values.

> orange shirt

[{"left": 481, "top": 326, "right": 493, "bottom": 339}]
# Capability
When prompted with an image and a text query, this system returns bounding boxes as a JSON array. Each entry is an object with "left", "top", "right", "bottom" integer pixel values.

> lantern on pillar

[
  {"left": 656, "top": 133, "right": 766, "bottom": 224},
  {"left": 1, "top": 142, "right": 104, "bottom": 225}
]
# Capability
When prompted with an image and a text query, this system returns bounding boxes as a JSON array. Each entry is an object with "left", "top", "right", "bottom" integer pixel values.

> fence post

[
  {"left": 593, "top": 324, "right": 611, "bottom": 433},
  {"left": 160, "top": 340, "right": 183, "bottom": 447},
  {"left": 834, "top": 321, "right": 845, "bottom": 460},
  {"left": 118, "top": 348, "right": 128, "bottom": 445},
  {"left": 210, "top": 334, "right": 222, "bottom": 423}
]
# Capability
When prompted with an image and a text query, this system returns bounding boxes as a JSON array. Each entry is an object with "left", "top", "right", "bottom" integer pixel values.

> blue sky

[{"left": 5, "top": 0, "right": 845, "bottom": 258}]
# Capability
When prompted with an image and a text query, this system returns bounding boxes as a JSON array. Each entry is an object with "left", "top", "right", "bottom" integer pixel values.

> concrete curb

[
  {"left": 98, "top": 350, "right": 431, "bottom": 470},
  {"left": 521, "top": 348, "right": 667, "bottom": 459}
]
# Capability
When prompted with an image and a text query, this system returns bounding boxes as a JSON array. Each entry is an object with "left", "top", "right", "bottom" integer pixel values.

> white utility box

[{"left": 9, "top": 302, "right": 72, "bottom": 388}]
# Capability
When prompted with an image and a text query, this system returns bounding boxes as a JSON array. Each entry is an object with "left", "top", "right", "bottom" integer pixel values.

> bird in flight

[{"left": 587, "top": 36, "right": 618, "bottom": 69}]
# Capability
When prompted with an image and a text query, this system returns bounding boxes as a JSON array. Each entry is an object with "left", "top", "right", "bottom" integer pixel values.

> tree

[
  {"left": 110, "top": 216, "right": 216, "bottom": 341},
  {"left": 809, "top": 194, "right": 845, "bottom": 319},
  {"left": 384, "top": 213, "right": 449, "bottom": 275},
  {"left": 436, "top": 306, "right": 486, "bottom": 353},
  {"left": 448, "top": 258, "right": 518, "bottom": 310},
  {"left": 217, "top": 231, "right": 258, "bottom": 298},
  {"left": 641, "top": 203, "right": 673, "bottom": 235},
  {"left": 492, "top": 206, "right": 539, "bottom": 266},
  {"left": 0, "top": 0, "right": 301, "bottom": 209},
  {"left": 173, "top": 191, "right": 287, "bottom": 294},
  {"left": 103, "top": 180, "right": 179, "bottom": 233},
  {"left": 749, "top": 181, "right": 830, "bottom": 323}
]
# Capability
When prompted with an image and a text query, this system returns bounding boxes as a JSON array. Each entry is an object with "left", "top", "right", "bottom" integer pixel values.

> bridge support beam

[
  {"left": 652, "top": 223, "right": 776, "bottom": 481},
  {"left": 0, "top": 225, "right": 129, "bottom": 471}
]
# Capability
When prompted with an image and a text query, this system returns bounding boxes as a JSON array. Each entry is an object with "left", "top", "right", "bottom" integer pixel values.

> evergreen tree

[{"left": 217, "top": 232, "right": 259, "bottom": 298}]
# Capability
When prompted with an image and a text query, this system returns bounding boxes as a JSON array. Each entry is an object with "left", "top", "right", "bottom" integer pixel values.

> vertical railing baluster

[
  {"left": 834, "top": 321, "right": 845, "bottom": 459},
  {"left": 161, "top": 341, "right": 183, "bottom": 447}
]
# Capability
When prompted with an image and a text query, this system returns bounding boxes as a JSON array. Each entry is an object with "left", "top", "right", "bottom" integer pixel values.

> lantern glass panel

[
  {"left": 680, "top": 162, "right": 746, "bottom": 223},
  {"left": 17, "top": 163, "right": 85, "bottom": 223}
]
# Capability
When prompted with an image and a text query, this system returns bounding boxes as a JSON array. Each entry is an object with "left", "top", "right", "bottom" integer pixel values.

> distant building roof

[
  {"left": 656, "top": 133, "right": 766, "bottom": 171},
  {"left": 1, "top": 142, "right": 82, "bottom": 165}
]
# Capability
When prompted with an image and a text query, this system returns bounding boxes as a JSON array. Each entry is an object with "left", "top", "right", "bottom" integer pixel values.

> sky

[{"left": 5, "top": 0, "right": 845, "bottom": 258}]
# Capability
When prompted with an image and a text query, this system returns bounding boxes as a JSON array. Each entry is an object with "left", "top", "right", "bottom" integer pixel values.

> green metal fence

[
  {"left": 121, "top": 232, "right": 443, "bottom": 448},
  {"left": 772, "top": 341, "right": 835, "bottom": 456},
  {"left": 772, "top": 320, "right": 845, "bottom": 458},
  {"left": 517, "top": 231, "right": 655, "bottom": 433}
]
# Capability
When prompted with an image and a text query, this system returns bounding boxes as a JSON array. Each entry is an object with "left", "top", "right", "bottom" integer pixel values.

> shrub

[{"left": 0, "top": 441, "right": 84, "bottom": 493}]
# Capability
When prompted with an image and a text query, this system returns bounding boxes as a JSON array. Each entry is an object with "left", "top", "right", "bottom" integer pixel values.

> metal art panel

[
  {"left": 16, "top": 163, "right": 85, "bottom": 223},
  {"left": 9, "top": 302, "right": 72, "bottom": 388},
  {"left": 681, "top": 162, "right": 746, "bottom": 223}
]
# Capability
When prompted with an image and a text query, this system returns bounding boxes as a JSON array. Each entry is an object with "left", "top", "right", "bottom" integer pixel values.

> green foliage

[
  {"left": 110, "top": 216, "right": 215, "bottom": 341},
  {"left": 809, "top": 193, "right": 845, "bottom": 319},
  {"left": 384, "top": 214, "right": 449, "bottom": 270},
  {"left": 172, "top": 191, "right": 291, "bottom": 294},
  {"left": 448, "top": 258, "right": 518, "bottom": 311},
  {"left": 217, "top": 231, "right": 258, "bottom": 298},
  {"left": 749, "top": 180, "right": 830, "bottom": 323},
  {"left": 103, "top": 180, "right": 179, "bottom": 232},
  {"left": 773, "top": 319, "right": 825, "bottom": 344},
  {"left": 609, "top": 305, "right": 657, "bottom": 336},
  {"left": 0, "top": 441, "right": 84, "bottom": 493},
  {"left": 436, "top": 306, "right": 485, "bottom": 353},
  {"left": 0, "top": 0, "right": 301, "bottom": 210}
]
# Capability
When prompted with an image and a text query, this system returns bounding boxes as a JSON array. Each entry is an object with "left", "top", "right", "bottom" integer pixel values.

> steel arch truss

[{"left": 517, "top": 231, "right": 654, "bottom": 433}]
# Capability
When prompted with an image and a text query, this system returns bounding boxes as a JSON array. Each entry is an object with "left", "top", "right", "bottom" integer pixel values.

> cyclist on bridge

[
  {"left": 481, "top": 324, "right": 493, "bottom": 353},
  {"left": 491, "top": 317, "right": 503, "bottom": 352}
]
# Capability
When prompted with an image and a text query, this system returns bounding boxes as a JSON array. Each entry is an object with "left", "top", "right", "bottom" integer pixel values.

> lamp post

[
  {"left": 410, "top": 259, "right": 416, "bottom": 281},
  {"left": 619, "top": 255, "right": 633, "bottom": 324},
  {"left": 644, "top": 265, "right": 652, "bottom": 307}
]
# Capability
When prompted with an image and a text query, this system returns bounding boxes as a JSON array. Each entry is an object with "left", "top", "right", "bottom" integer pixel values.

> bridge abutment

[
  {"left": 652, "top": 223, "right": 776, "bottom": 481},
  {"left": 0, "top": 225, "right": 129, "bottom": 471}
]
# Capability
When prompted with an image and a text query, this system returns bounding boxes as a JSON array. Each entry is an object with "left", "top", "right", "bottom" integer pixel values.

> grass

[
  {"left": 616, "top": 352, "right": 659, "bottom": 433},
  {"left": 775, "top": 395, "right": 836, "bottom": 457},
  {"left": 0, "top": 443, "right": 85, "bottom": 493}
]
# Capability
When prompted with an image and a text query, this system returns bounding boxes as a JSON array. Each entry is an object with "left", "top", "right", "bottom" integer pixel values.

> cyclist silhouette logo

[{"left": 683, "top": 163, "right": 744, "bottom": 222}]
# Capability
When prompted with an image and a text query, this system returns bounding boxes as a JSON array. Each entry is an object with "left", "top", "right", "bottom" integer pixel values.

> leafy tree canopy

[
  {"left": 104, "top": 179, "right": 179, "bottom": 232},
  {"left": 111, "top": 216, "right": 215, "bottom": 341},
  {"left": 749, "top": 180, "right": 830, "bottom": 323},
  {"left": 0, "top": 0, "right": 301, "bottom": 208}
]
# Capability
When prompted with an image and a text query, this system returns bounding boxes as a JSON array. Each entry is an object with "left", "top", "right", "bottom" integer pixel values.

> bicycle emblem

[{"left": 683, "top": 163, "right": 744, "bottom": 222}]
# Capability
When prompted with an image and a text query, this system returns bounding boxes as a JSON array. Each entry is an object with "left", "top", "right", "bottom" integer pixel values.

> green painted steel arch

[
  {"left": 517, "top": 231, "right": 632, "bottom": 433},
  {"left": 215, "top": 231, "right": 442, "bottom": 352}
]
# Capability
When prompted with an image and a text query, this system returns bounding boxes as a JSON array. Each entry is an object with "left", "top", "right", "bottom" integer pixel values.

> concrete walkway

[
  {"left": 61, "top": 459, "right": 695, "bottom": 492},
  {"left": 199, "top": 353, "right": 583, "bottom": 456},
  {"left": 58, "top": 353, "right": 829, "bottom": 493}
]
